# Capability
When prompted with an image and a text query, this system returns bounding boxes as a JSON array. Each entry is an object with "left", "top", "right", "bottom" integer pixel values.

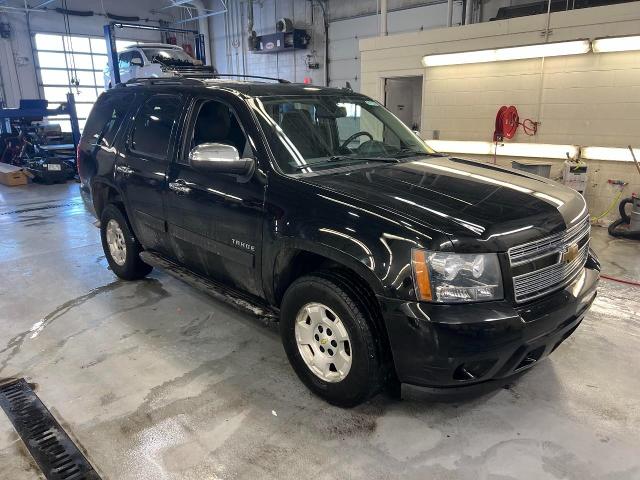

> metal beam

[
  {"left": 160, "top": 0, "right": 195, "bottom": 10},
  {"left": 33, "top": 0, "right": 58, "bottom": 9},
  {"left": 173, "top": 0, "right": 227, "bottom": 24}
]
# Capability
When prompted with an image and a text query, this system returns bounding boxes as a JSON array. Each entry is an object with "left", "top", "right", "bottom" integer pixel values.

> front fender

[{"left": 263, "top": 173, "right": 443, "bottom": 303}]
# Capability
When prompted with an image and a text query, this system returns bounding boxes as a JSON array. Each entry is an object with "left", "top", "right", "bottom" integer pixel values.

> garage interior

[{"left": 1, "top": 0, "right": 640, "bottom": 479}]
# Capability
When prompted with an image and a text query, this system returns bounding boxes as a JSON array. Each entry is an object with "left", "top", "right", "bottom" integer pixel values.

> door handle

[
  {"left": 115, "top": 165, "right": 134, "bottom": 176},
  {"left": 169, "top": 180, "right": 192, "bottom": 194}
]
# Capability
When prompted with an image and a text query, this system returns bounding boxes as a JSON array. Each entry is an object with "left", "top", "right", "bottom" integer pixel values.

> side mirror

[
  {"left": 130, "top": 57, "right": 143, "bottom": 67},
  {"left": 189, "top": 143, "right": 255, "bottom": 178}
]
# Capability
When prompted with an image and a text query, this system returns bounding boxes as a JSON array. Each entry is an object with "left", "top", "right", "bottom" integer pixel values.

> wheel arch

[
  {"left": 91, "top": 179, "right": 124, "bottom": 219},
  {"left": 271, "top": 240, "right": 385, "bottom": 306},
  {"left": 272, "top": 242, "right": 396, "bottom": 382}
]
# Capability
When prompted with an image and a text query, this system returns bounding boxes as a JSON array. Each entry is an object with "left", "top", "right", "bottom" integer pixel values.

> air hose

[{"left": 608, "top": 195, "right": 640, "bottom": 239}]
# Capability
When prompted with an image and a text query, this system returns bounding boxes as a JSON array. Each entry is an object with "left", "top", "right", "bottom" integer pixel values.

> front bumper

[{"left": 378, "top": 265, "right": 599, "bottom": 388}]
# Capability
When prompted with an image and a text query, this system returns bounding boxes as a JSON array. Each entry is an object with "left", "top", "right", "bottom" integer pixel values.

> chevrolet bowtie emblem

[{"left": 561, "top": 243, "right": 579, "bottom": 264}]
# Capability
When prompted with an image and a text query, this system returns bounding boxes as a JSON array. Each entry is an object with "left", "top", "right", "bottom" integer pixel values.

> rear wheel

[
  {"left": 100, "top": 203, "right": 152, "bottom": 280},
  {"left": 280, "top": 273, "right": 385, "bottom": 407}
]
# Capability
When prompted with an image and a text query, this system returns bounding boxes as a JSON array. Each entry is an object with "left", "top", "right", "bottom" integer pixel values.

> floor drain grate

[{"left": 0, "top": 379, "right": 101, "bottom": 480}]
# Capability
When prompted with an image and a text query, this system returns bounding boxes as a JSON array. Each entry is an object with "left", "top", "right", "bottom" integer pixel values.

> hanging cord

[
  {"left": 61, "top": 0, "right": 79, "bottom": 94},
  {"left": 591, "top": 187, "right": 625, "bottom": 222}
]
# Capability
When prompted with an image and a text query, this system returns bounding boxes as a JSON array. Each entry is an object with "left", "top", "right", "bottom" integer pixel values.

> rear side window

[
  {"left": 118, "top": 51, "right": 133, "bottom": 69},
  {"left": 81, "top": 93, "right": 134, "bottom": 149},
  {"left": 129, "top": 94, "right": 182, "bottom": 159}
]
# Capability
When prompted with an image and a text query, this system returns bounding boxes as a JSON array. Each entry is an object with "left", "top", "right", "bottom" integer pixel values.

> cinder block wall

[
  {"left": 423, "top": 52, "right": 640, "bottom": 147},
  {"left": 359, "top": 2, "right": 640, "bottom": 222}
]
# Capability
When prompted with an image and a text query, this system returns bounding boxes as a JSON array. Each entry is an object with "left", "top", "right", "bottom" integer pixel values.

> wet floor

[{"left": 1, "top": 182, "right": 639, "bottom": 479}]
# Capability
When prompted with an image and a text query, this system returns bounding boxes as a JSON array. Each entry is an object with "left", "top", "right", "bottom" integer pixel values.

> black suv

[{"left": 79, "top": 78, "right": 599, "bottom": 406}]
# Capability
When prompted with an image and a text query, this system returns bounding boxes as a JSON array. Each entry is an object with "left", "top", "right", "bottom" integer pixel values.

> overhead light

[
  {"left": 495, "top": 142, "right": 578, "bottom": 160},
  {"left": 592, "top": 35, "right": 640, "bottom": 53},
  {"left": 425, "top": 140, "right": 493, "bottom": 155},
  {"left": 580, "top": 146, "right": 640, "bottom": 162},
  {"left": 426, "top": 140, "right": 578, "bottom": 160},
  {"left": 422, "top": 40, "right": 591, "bottom": 67}
]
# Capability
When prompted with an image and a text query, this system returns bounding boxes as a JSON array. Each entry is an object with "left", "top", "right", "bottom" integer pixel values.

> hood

[{"left": 304, "top": 156, "right": 587, "bottom": 251}]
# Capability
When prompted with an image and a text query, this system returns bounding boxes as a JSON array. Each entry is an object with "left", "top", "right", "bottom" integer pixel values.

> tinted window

[
  {"left": 188, "top": 100, "right": 251, "bottom": 165},
  {"left": 81, "top": 93, "right": 134, "bottom": 149},
  {"left": 130, "top": 94, "right": 181, "bottom": 159},
  {"left": 118, "top": 51, "right": 133, "bottom": 69},
  {"left": 130, "top": 51, "right": 143, "bottom": 65}
]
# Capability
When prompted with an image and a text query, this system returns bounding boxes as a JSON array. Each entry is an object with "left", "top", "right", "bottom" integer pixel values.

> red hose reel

[{"left": 493, "top": 105, "right": 537, "bottom": 142}]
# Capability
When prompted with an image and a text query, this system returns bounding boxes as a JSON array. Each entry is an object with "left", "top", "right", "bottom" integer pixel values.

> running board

[{"left": 139, "top": 251, "right": 278, "bottom": 321}]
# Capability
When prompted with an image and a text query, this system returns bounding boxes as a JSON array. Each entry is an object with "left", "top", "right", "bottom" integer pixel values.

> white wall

[
  {"left": 359, "top": 2, "right": 640, "bottom": 221},
  {"left": 329, "top": 2, "right": 461, "bottom": 90},
  {"left": 208, "top": 0, "right": 326, "bottom": 85}
]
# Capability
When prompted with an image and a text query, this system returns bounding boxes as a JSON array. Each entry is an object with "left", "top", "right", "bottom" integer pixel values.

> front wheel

[
  {"left": 280, "top": 273, "right": 385, "bottom": 407},
  {"left": 100, "top": 203, "right": 152, "bottom": 280}
]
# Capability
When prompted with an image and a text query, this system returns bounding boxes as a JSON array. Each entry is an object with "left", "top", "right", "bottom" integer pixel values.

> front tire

[
  {"left": 100, "top": 203, "right": 152, "bottom": 280},
  {"left": 280, "top": 273, "right": 385, "bottom": 407}
]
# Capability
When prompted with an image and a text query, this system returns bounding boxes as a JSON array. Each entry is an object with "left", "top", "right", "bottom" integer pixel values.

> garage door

[{"left": 33, "top": 33, "right": 134, "bottom": 132}]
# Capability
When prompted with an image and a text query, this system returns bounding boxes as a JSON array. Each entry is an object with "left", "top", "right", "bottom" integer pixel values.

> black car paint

[{"left": 79, "top": 81, "right": 599, "bottom": 389}]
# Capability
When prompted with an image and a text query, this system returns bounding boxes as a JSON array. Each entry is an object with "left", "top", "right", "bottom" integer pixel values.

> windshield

[
  {"left": 249, "top": 94, "right": 435, "bottom": 174},
  {"left": 141, "top": 47, "right": 198, "bottom": 66}
]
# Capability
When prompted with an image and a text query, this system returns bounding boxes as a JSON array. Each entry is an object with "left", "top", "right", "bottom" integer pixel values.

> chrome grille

[{"left": 509, "top": 217, "right": 590, "bottom": 303}]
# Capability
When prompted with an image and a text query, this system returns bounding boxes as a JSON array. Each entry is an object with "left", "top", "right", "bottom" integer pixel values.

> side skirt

[{"left": 139, "top": 251, "right": 279, "bottom": 322}]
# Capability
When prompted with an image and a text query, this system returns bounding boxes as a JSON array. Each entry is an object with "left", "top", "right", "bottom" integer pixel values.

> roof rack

[
  {"left": 212, "top": 74, "right": 290, "bottom": 84},
  {"left": 117, "top": 77, "right": 206, "bottom": 87},
  {"left": 116, "top": 73, "right": 290, "bottom": 88}
]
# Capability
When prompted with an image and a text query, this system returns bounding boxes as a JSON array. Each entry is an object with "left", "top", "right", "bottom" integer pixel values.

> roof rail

[
  {"left": 117, "top": 77, "right": 206, "bottom": 87},
  {"left": 115, "top": 73, "right": 291, "bottom": 88},
  {"left": 212, "top": 74, "right": 290, "bottom": 84}
]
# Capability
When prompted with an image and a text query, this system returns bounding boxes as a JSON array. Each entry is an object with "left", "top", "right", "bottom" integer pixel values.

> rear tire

[
  {"left": 100, "top": 203, "right": 152, "bottom": 280},
  {"left": 280, "top": 272, "right": 385, "bottom": 407}
]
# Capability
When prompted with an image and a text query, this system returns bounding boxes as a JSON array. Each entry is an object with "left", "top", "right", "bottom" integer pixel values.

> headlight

[{"left": 411, "top": 250, "right": 503, "bottom": 303}]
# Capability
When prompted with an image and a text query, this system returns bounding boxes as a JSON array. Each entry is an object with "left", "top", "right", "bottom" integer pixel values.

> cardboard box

[{"left": 0, "top": 163, "right": 29, "bottom": 186}]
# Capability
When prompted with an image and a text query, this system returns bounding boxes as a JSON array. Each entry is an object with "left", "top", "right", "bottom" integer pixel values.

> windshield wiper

[
  {"left": 294, "top": 156, "right": 399, "bottom": 171},
  {"left": 393, "top": 148, "right": 445, "bottom": 158}
]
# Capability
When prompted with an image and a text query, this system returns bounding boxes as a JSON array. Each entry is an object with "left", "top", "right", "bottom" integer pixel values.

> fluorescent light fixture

[
  {"left": 495, "top": 142, "right": 578, "bottom": 160},
  {"left": 592, "top": 35, "right": 640, "bottom": 53},
  {"left": 426, "top": 140, "right": 578, "bottom": 160},
  {"left": 422, "top": 40, "right": 591, "bottom": 67},
  {"left": 425, "top": 140, "right": 493, "bottom": 155},
  {"left": 580, "top": 146, "right": 640, "bottom": 162}
]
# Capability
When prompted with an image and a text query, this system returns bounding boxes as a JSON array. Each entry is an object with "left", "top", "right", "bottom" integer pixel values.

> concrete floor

[{"left": 1, "top": 181, "right": 639, "bottom": 480}]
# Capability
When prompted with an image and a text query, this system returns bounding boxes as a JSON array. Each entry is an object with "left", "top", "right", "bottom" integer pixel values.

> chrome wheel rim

[
  {"left": 105, "top": 219, "right": 127, "bottom": 266},
  {"left": 294, "top": 302, "right": 352, "bottom": 383}
]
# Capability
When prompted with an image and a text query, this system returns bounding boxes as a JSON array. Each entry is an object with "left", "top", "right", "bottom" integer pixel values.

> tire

[
  {"left": 100, "top": 203, "right": 152, "bottom": 280},
  {"left": 280, "top": 272, "right": 385, "bottom": 407}
]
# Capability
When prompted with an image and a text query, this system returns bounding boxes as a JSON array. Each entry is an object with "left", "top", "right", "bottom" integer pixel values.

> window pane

[
  {"left": 94, "top": 71, "right": 108, "bottom": 88},
  {"left": 40, "top": 69, "right": 71, "bottom": 86},
  {"left": 37, "top": 51, "right": 68, "bottom": 69},
  {"left": 35, "top": 33, "right": 64, "bottom": 51},
  {"left": 66, "top": 53, "right": 94, "bottom": 70},
  {"left": 90, "top": 38, "right": 107, "bottom": 54},
  {"left": 75, "top": 103, "right": 95, "bottom": 118},
  {"left": 67, "top": 36, "right": 91, "bottom": 53},
  {"left": 82, "top": 93, "right": 135, "bottom": 148},
  {"left": 131, "top": 95, "right": 181, "bottom": 158},
  {"left": 92, "top": 54, "right": 108, "bottom": 71},
  {"left": 73, "top": 87, "right": 98, "bottom": 103},
  {"left": 75, "top": 70, "right": 98, "bottom": 86},
  {"left": 43, "top": 86, "right": 71, "bottom": 102}
]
